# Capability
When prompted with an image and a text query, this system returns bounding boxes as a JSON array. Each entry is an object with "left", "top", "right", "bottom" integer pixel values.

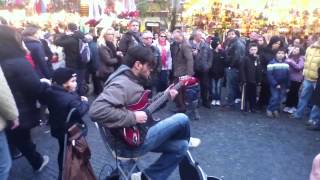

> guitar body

[
  {"left": 119, "top": 76, "right": 196, "bottom": 148},
  {"left": 121, "top": 90, "right": 151, "bottom": 147}
]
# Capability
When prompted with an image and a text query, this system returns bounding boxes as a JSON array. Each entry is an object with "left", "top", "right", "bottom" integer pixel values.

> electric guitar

[{"left": 119, "top": 76, "right": 197, "bottom": 148}]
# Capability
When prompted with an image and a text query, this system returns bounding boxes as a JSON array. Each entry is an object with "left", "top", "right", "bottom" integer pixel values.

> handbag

[{"left": 62, "top": 109, "right": 96, "bottom": 180}]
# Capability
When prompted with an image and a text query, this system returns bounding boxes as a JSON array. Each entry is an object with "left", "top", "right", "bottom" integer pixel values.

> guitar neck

[{"left": 146, "top": 82, "right": 182, "bottom": 114}]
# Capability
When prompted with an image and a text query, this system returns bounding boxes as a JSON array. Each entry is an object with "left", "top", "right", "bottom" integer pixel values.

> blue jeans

[
  {"left": 139, "top": 113, "right": 190, "bottom": 180},
  {"left": 310, "top": 105, "right": 320, "bottom": 122},
  {"left": 211, "top": 78, "right": 222, "bottom": 100},
  {"left": 225, "top": 68, "right": 240, "bottom": 105},
  {"left": 0, "top": 131, "right": 12, "bottom": 180},
  {"left": 267, "top": 86, "right": 286, "bottom": 112},
  {"left": 293, "top": 80, "right": 316, "bottom": 118}
]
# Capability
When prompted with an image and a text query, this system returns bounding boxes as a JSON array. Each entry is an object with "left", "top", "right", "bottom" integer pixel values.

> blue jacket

[
  {"left": 24, "top": 38, "right": 52, "bottom": 78},
  {"left": 267, "top": 59, "right": 290, "bottom": 88},
  {"left": 44, "top": 85, "right": 89, "bottom": 138}
]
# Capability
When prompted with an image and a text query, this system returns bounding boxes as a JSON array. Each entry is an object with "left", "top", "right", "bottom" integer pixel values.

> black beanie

[
  {"left": 211, "top": 36, "right": 220, "bottom": 49},
  {"left": 52, "top": 68, "right": 76, "bottom": 85}
]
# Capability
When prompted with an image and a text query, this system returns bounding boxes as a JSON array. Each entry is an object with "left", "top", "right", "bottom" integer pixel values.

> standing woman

[
  {"left": 258, "top": 36, "right": 284, "bottom": 109},
  {"left": 154, "top": 31, "right": 172, "bottom": 92},
  {"left": 284, "top": 47, "right": 304, "bottom": 114},
  {"left": 96, "top": 27, "right": 122, "bottom": 93},
  {"left": 0, "top": 25, "right": 49, "bottom": 172}
]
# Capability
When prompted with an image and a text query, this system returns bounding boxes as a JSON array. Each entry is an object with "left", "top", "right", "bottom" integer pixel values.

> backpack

[{"left": 79, "top": 39, "right": 91, "bottom": 64}]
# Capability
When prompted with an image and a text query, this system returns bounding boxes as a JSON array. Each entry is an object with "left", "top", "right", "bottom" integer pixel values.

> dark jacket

[
  {"left": 189, "top": 40, "right": 212, "bottom": 72},
  {"left": 44, "top": 85, "right": 89, "bottom": 138},
  {"left": 225, "top": 38, "right": 246, "bottom": 69},
  {"left": 209, "top": 49, "right": 226, "bottom": 79},
  {"left": 170, "top": 41, "right": 194, "bottom": 77},
  {"left": 118, "top": 31, "right": 142, "bottom": 55},
  {"left": 97, "top": 41, "right": 119, "bottom": 79},
  {"left": 312, "top": 68, "right": 320, "bottom": 106},
  {"left": 267, "top": 59, "right": 290, "bottom": 88},
  {"left": 54, "top": 32, "right": 85, "bottom": 69},
  {"left": 0, "top": 57, "right": 48, "bottom": 129},
  {"left": 24, "top": 37, "right": 52, "bottom": 78},
  {"left": 240, "top": 54, "right": 263, "bottom": 84}
]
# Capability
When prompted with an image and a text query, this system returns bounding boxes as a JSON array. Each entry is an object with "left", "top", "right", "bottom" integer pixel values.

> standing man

[
  {"left": 171, "top": 29, "right": 194, "bottom": 112},
  {"left": 224, "top": 29, "right": 246, "bottom": 108},
  {"left": 189, "top": 29, "right": 212, "bottom": 108},
  {"left": 140, "top": 31, "right": 161, "bottom": 92},
  {"left": 118, "top": 19, "right": 143, "bottom": 55},
  {"left": 90, "top": 46, "right": 191, "bottom": 180},
  {"left": 54, "top": 23, "right": 87, "bottom": 96},
  {"left": 292, "top": 37, "right": 320, "bottom": 125},
  {"left": 0, "top": 66, "right": 19, "bottom": 180}
]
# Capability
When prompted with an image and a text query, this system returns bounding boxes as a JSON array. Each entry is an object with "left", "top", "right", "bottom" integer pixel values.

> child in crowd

[
  {"left": 283, "top": 47, "right": 304, "bottom": 114},
  {"left": 240, "top": 43, "right": 262, "bottom": 113},
  {"left": 266, "top": 48, "right": 290, "bottom": 118},
  {"left": 209, "top": 37, "right": 226, "bottom": 106},
  {"left": 44, "top": 68, "right": 89, "bottom": 179}
]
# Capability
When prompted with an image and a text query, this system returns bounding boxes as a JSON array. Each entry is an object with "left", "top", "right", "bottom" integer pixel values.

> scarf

[{"left": 105, "top": 40, "right": 117, "bottom": 58}]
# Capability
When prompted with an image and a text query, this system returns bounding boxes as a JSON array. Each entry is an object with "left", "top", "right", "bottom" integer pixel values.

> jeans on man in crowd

[
  {"left": 267, "top": 86, "right": 286, "bottom": 112},
  {"left": 138, "top": 113, "right": 190, "bottom": 180},
  {"left": 211, "top": 78, "right": 223, "bottom": 100},
  {"left": 293, "top": 80, "right": 316, "bottom": 118},
  {"left": 225, "top": 68, "right": 241, "bottom": 106},
  {"left": 310, "top": 105, "right": 320, "bottom": 123},
  {"left": 75, "top": 69, "right": 87, "bottom": 96},
  {"left": 0, "top": 131, "right": 12, "bottom": 180}
]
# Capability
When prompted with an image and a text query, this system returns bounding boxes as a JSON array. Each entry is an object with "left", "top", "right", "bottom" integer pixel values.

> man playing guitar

[{"left": 90, "top": 46, "right": 197, "bottom": 180}]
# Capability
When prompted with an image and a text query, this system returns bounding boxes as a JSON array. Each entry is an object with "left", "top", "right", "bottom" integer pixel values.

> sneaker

[
  {"left": 35, "top": 155, "right": 49, "bottom": 172},
  {"left": 189, "top": 137, "right": 201, "bottom": 148},
  {"left": 266, "top": 110, "right": 273, "bottom": 118},
  {"left": 216, "top": 100, "right": 221, "bottom": 106},
  {"left": 307, "top": 121, "right": 320, "bottom": 131},
  {"left": 287, "top": 107, "right": 296, "bottom": 114},
  {"left": 305, "top": 119, "right": 314, "bottom": 126},
  {"left": 131, "top": 172, "right": 142, "bottom": 180},
  {"left": 211, "top": 100, "right": 216, "bottom": 106},
  {"left": 283, "top": 107, "right": 290, "bottom": 113},
  {"left": 194, "top": 109, "right": 200, "bottom": 121},
  {"left": 235, "top": 98, "right": 241, "bottom": 104},
  {"left": 273, "top": 111, "right": 280, "bottom": 118}
]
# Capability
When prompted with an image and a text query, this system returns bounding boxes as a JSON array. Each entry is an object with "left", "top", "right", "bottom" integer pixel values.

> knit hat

[
  {"left": 52, "top": 68, "right": 76, "bottom": 85},
  {"left": 211, "top": 36, "right": 220, "bottom": 49}
]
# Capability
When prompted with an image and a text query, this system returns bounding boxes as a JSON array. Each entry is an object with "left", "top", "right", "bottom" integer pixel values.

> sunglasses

[{"left": 160, "top": 35, "right": 166, "bottom": 37}]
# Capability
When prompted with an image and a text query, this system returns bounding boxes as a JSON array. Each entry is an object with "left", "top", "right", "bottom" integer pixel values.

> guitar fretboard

[{"left": 146, "top": 82, "right": 182, "bottom": 114}]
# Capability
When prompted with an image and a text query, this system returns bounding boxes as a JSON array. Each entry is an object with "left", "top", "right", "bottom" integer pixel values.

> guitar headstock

[{"left": 178, "top": 76, "right": 199, "bottom": 86}]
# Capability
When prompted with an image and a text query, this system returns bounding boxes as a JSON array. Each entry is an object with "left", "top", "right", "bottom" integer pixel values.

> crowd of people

[{"left": 0, "top": 15, "right": 320, "bottom": 180}]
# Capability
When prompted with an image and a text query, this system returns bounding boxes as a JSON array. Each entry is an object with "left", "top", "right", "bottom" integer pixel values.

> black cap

[
  {"left": 52, "top": 68, "right": 76, "bottom": 85},
  {"left": 211, "top": 36, "right": 220, "bottom": 49}
]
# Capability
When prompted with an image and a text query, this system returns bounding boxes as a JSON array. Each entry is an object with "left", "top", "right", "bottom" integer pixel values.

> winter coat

[
  {"left": 225, "top": 38, "right": 246, "bottom": 69},
  {"left": 154, "top": 41, "right": 172, "bottom": 71},
  {"left": 118, "top": 31, "right": 143, "bottom": 55},
  {"left": 240, "top": 54, "right": 263, "bottom": 84},
  {"left": 24, "top": 37, "right": 52, "bottom": 78},
  {"left": 259, "top": 47, "right": 277, "bottom": 83},
  {"left": 54, "top": 32, "right": 85, "bottom": 69},
  {"left": 0, "top": 66, "right": 19, "bottom": 131},
  {"left": 170, "top": 41, "right": 194, "bottom": 77},
  {"left": 303, "top": 41, "right": 320, "bottom": 81},
  {"left": 285, "top": 56, "right": 304, "bottom": 82},
  {"left": 44, "top": 84, "right": 89, "bottom": 138},
  {"left": 0, "top": 57, "right": 48, "bottom": 129},
  {"left": 209, "top": 49, "right": 226, "bottom": 79},
  {"left": 89, "top": 66, "right": 144, "bottom": 128},
  {"left": 189, "top": 40, "right": 213, "bottom": 72},
  {"left": 267, "top": 59, "right": 290, "bottom": 88},
  {"left": 97, "top": 41, "right": 119, "bottom": 79}
]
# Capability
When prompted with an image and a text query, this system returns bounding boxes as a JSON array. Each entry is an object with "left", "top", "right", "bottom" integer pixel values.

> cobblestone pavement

[{"left": 8, "top": 102, "right": 320, "bottom": 180}]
